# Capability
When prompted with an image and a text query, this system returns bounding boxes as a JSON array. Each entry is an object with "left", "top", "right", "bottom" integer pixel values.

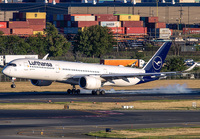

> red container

[
  {"left": 8, "top": 21, "right": 29, "bottom": 28},
  {"left": 125, "top": 27, "right": 147, "bottom": 35},
  {"left": 71, "top": 21, "right": 98, "bottom": 27},
  {"left": 0, "top": 22, "right": 7, "bottom": 28},
  {"left": 108, "top": 27, "right": 125, "bottom": 34},
  {"left": 95, "top": 14, "right": 118, "bottom": 21},
  {"left": 156, "top": 22, "right": 166, "bottom": 28},
  {"left": 11, "top": 28, "right": 33, "bottom": 35},
  {"left": 148, "top": 17, "right": 159, "bottom": 23},
  {"left": 183, "top": 28, "right": 200, "bottom": 34},
  {"left": 56, "top": 21, "right": 60, "bottom": 27},
  {"left": 27, "top": 19, "right": 46, "bottom": 25},
  {"left": 122, "top": 21, "right": 143, "bottom": 27},
  {"left": 29, "top": 25, "right": 46, "bottom": 31},
  {"left": 64, "top": 15, "right": 71, "bottom": 21},
  {"left": 0, "top": 28, "right": 10, "bottom": 35},
  {"left": 48, "top": 0, "right": 60, "bottom": 3}
]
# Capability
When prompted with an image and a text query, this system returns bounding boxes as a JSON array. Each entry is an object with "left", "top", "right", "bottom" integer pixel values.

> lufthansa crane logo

[{"left": 152, "top": 56, "right": 162, "bottom": 70}]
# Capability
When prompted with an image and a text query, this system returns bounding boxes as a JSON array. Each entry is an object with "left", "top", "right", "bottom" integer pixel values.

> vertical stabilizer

[{"left": 143, "top": 42, "right": 172, "bottom": 73}]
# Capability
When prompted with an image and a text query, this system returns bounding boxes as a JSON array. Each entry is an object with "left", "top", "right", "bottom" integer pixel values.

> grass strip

[{"left": 87, "top": 127, "right": 200, "bottom": 139}]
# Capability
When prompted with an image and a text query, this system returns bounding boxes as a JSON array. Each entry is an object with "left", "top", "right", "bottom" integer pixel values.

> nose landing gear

[{"left": 11, "top": 77, "right": 16, "bottom": 88}]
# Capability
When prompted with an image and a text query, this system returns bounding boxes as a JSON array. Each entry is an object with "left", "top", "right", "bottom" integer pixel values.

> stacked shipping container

[
  {"left": 0, "top": 12, "right": 46, "bottom": 36},
  {"left": 51, "top": 13, "right": 147, "bottom": 36}
]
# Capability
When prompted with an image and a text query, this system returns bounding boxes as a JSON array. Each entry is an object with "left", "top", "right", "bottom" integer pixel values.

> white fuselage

[{"left": 3, "top": 58, "right": 145, "bottom": 87}]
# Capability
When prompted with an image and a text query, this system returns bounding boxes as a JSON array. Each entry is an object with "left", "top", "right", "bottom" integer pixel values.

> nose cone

[{"left": 2, "top": 67, "right": 9, "bottom": 76}]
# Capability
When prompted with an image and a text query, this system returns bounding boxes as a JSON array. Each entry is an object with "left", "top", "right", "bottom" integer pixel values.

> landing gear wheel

[
  {"left": 72, "top": 89, "right": 76, "bottom": 94},
  {"left": 92, "top": 90, "right": 96, "bottom": 95},
  {"left": 96, "top": 90, "right": 100, "bottom": 95},
  {"left": 67, "top": 89, "right": 71, "bottom": 94},
  {"left": 11, "top": 84, "right": 16, "bottom": 88},
  {"left": 76, "top": 89, "right": 80, "bottom": 95},
  {"left": 100, "top": 90, "right": 105, "bottom": 95}
]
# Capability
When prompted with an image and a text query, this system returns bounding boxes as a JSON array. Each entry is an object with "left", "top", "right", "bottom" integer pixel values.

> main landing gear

[
  {"left": 67, "top": 85, "right": 80, "bottom": 95},
  {"left": 91, "top": 90, "right": 105, "bottom": 95},
  {"left": 11, "top": 77, "right": 16, "bottom": 88}
]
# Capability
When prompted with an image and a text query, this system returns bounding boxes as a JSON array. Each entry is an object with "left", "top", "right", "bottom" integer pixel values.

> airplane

[{"left": 2, "top": 42, "right": 177, "bottom": 95}]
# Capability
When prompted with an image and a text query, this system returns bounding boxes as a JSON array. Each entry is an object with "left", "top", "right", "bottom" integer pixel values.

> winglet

[
  {"left": 42, "top": 53, "right": 49, "bottom": 60},
  {"left": 142, "top": 42, "right": 172, "bottom": 73}
]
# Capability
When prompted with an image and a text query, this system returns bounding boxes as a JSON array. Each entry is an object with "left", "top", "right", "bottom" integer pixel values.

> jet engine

[
  {"left": 31, "top": 80, "right": 52, "bottom": 86},
  {"left": 79, "top": 76, "right": 101, "bottom": 89}
]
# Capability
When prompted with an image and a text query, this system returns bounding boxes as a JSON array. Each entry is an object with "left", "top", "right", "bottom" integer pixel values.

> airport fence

[{"left": 0, "top": 73, "right": 200, "bottom": 82}]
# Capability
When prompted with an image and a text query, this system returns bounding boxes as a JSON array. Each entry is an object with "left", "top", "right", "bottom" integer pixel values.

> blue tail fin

[{"left": 143, "top": 42, "right": 172, "bottom": 73}]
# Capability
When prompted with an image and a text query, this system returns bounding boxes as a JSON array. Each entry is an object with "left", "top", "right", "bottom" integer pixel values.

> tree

[
  {"left": 44, "top": 22, "right": 71, "bottom": 57},
  {"left": 162, "top": 57, "right": 186, "bottom": 72},
  {"left": 4, "top": 35, "right": 29, "bottom": 55},
  {"left": 25, "top": 34, "right": 47, "bottom": 56},
  {"left": 74, "top": 25, "right": 116, "bottom": 58}
]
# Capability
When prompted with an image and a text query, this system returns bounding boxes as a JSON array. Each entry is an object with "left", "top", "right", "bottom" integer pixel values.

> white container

[
  {"left": 179, "top": 0, "right": 195, "bottom": 2},
  {"left": 100, "top": 21, "right": 121, "bottom": 27},
  {"left": 71, "top": 16, "right": 95, "bottom": 21}
]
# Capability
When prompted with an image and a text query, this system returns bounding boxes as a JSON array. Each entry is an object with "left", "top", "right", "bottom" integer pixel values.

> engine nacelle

[
  {"left": 79, "top": 76, "right": 101, "bottom": 89},
  {"left": 31, "top": 80, "right": 52, "bottom": 86}
]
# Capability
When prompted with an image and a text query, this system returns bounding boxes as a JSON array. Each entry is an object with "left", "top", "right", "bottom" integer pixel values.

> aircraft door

[
  {"left": 24, "top": 62, "right": 28, "bottom": 71},
  {"left": 55, "top": 64, "right": 60, "bottom": 73}
]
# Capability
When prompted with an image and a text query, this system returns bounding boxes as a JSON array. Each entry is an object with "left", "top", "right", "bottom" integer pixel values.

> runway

[
  {"left": 0, "top": 88, "right": 200, "bottom": 103},
  {"left": 0, "top": 87, "right": 200, "bottom": 138},
  {"left": 0, "top": 110, "right": 200, "bottom": 139}
]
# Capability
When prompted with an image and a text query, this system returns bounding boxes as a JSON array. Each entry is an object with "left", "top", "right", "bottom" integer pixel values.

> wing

[
  {"left": 67, "top": 72, "right": 178, "bottom": 81},
  {"left": 100, "top": 72, "right": 178, "bottom": 80}
]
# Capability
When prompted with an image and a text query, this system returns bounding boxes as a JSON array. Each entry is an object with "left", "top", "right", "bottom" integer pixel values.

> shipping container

[
  {"left": 125, "top": 27, "right": 147, "bottom": 35},
  {"left": 64, "top": 27, "right": 79, "bottom": 34},
  {"left": 148, "top": 28, "right": 172, "bottom": 39},
  {"left": 22, "top": 12, "right": 46, "bottom": 19},
  {"left": 64, "top": 14, "right": 71, "bottom": 21},
  {"left": 33, "top": 31, "right": 44, "bottom": 35},
  {"left": 179, "top": 0, "right": 195, "bottom": 2},
  {"left": 56, "top": 14, "right": 64, "bottom": 21},
  {"left": 29, "top": 25, "right": 45, "bottom": 31},
  {"left": 71, "top": 16, "right": 95, "bottom": 21},
  {"left": 95, "top": 14, "right": 118, "bottom": 21},
  {"left": 119, "top": 15, "right": 140, "bottom": 21},
  {"left": 8, "top": 21, "right": 29, "bottom": 28},
  {"left": 11, "top": 28, "right": 33, "bottom": 35},
  {"left": 0, "top": 22, "right": 7, "bottom": 28},
  {"left": 100, "top": 21, "right": 121, "bottom": 27},
  {"left": 0, "top": 28, "right": 10, "bottom": 35},
  {"left": 183, "top": 28, "right": 200, "bottom": 34},
  {"left": 108, "top": 27, "right": 125, "bottom": 34},
  {"left": 156, "top": 22, "right": 166, "bottom": 28},
  {"left": 122, "top": 21, "right": 143, "bottom": 27},
  {"left": 148, "top": 17, "right": 159, "bottom": 23},
  {"left": 71, "top": 21, "right": 98, "bottom": 27},
  {"left": 100, "top": 59, "right": 145, "bottom": 67},
  {"left": 27, "top": 19, "right": 46, "bottom": 25}
]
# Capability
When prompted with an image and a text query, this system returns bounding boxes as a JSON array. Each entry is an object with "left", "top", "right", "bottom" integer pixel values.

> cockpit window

[{"left": 7, "top": 63, "right": 17, "bottom": 67}]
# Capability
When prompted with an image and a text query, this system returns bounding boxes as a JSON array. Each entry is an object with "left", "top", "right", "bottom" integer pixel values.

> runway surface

[
  {"left": 1, "top": 110, "right": 200, "bottom": 139},
  {"left": 0, "top": 87, "right": 200, "bottom": 103},
  {"left": 0, "top": 87, "right": 200, "bottom": 138}
]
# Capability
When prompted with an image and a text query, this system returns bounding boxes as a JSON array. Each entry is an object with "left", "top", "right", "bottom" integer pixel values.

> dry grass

[
  {"left": 0, "top": 80, "right": 200, "bottom": 93},
  {"left": 96, "top": 127, "right": 200, "bottom": 138},
  {"left": 0, "top": 100, "right": 199, "bottom": 110}
]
